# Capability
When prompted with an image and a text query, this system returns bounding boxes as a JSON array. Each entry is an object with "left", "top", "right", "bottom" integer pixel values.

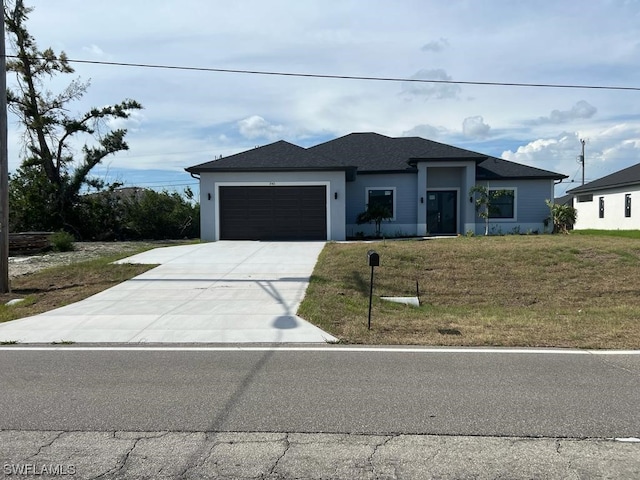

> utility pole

[
  {"left": 579, "top": 139, "right": 586, "bottom": 186},
  {"left": 0, "top": 0, "right": 9, "bottom": 293}
]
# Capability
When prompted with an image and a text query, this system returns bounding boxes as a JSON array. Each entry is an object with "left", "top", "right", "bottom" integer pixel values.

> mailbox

[{"left": 367, "top": 250, "right": 380, "bottom": 267}]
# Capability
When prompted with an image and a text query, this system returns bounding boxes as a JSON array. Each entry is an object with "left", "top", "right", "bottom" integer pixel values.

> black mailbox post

[
  {"left": 367, "top": 250, "right": 379, "bottom": 330},
  {"left": 367, "top": 250, "right": 380, "bottom": 267}
]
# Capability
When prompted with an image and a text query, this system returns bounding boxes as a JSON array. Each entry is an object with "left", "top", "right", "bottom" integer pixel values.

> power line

[{"left": 9, "top": 55, "right": 640, "bottom": 92}]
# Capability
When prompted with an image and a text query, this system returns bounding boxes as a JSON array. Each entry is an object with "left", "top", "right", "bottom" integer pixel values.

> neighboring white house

[
  {"left": 186, "top": 133, "right": 567, "bottom": 241},
  {"left": 568, "top": 162, "right": 640, "bottom": 230}
]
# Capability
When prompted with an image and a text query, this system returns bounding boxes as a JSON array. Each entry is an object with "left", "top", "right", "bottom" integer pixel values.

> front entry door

[{"left": 426, "top": 190, "right": 457, "bottom": 234}]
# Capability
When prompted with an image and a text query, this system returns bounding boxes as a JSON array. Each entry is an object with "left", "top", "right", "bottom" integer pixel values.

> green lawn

[{"left": 298, "top": 234, "right": 640, "bottom": 348}]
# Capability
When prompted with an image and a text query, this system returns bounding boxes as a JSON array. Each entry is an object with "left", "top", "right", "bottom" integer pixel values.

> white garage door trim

[{"left": 215, "top": 181, "right": 331, "bottom": 241}]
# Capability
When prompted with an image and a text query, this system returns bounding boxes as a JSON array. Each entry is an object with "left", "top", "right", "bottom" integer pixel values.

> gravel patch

[{"left": 8, "top": 242, "right": 161, "bottom": 278}]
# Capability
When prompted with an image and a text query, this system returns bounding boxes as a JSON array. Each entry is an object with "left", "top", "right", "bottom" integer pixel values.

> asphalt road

[{"left": 0, "top": 346, "right": 638, "bottom": 438}]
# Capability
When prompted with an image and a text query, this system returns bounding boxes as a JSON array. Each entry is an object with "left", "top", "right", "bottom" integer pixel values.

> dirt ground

[{"left": 7, "top": 242, "right": 160, "bottom": 278}]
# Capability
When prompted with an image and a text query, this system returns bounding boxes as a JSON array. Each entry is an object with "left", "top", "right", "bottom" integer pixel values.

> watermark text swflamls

[{"left": 3, "top": 463, "right": 76, "bottom": 476}]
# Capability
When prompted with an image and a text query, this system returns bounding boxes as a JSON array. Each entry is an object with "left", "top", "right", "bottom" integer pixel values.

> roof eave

[
  {"left": 568, "top": 179, "right": 640, "bottom": 194},
  {"left": 357, "top": 168, "right": 418, "bottom": 174},
  {"left": 477, "top": 174, "right": 568, "bottom": 181},
  {"left": 408, "top": 156, "right": 487, "bottom": 165},
  {"left": 185, "top": 166, "right": 355, "bottom": 174}
]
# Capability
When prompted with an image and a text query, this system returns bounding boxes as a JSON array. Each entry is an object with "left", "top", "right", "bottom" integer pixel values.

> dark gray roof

[
  {"left": 477, "top": 156, "right": 567, "bottom": 180},
  {"left": 554, "top": 194, "right": 573, "bottom": 206},
  {"left": 185, "top": 132, "right": 566, "bottom": 180},
  {"left": 567, "top": 162, "right": 640, "bottom": 194},
  {"left": 185, "top": 140, "right": 350, "bottom": 173},
  {"left": 309, "top": 132, "right": 486, "bottom": 172}
]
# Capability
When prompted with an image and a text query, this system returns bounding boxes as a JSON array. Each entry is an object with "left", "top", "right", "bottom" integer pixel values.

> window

[
  {"left": 577, "top": 194, "right": 593, "bottom": 203},
  {"left": 366, "top": 188, "right": 396, "bottom": 220},
  {"left": 599, "top": 197, "right": 605, "bottom": 218},
  {"left": 625, "top": 194, "right": 632, "bottom": 218},
  {"left": 488, "top": 189, "right": 515, "bottom": 219}
]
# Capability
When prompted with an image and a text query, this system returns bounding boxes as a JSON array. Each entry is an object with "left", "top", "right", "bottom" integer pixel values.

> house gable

[
  {"left": 309, "top": 132, "right": 488, "bottom": 172},
  {"left": 186, "top": 140, "right": 353, "bottom": 174},
  {"left": 567, "top": 162, "right": 640, "bottom": 194}
]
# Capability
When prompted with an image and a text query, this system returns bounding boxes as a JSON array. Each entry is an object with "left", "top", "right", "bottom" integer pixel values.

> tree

[
  {"left": 469, "top": 185, "right": 511, "bottom": 236},
  {"left": 356, "top": 202, "right": 393, "bottom": 238},
  {"left": 546, "top": 200, "right": 577, "bottom": 234},
  {"left": 4, "top": 1, "right": 142, "bottom": 233},
  {"left": 123, "top": 188, "right": 199, "bottom": 240}
]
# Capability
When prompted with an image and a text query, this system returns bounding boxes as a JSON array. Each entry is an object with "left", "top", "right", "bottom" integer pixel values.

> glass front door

[{"left": 426, "top": 190, "right": 457, "bottom": 234}]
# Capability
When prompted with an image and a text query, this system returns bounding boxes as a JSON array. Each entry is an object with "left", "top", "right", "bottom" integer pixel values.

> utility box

[{"left": 367, "top": 250, "right": 380, "bottom": 267}]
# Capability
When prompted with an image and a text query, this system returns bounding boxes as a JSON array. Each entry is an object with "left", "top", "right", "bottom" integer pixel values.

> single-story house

[
  {"left": 567, "top": 162, "right": 640, "bottom": 230},
  {"left": 185, "top": 132, "right": 567, "bottom": 241}
]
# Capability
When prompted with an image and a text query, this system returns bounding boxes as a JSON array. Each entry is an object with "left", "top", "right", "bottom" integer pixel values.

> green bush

[
  {"left": 50, "top": 231, "right": 75, "bottom": 252},
  {"left": 10, "top": 178, "right": 200, "bottom": 241},
  {"left": 123, "top": 189, "right": 200, "bottom": 240}
]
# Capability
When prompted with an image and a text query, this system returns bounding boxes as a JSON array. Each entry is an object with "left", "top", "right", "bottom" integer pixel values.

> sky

[{"left": 5, "top": 0, "right": 640, "bottom": 198}]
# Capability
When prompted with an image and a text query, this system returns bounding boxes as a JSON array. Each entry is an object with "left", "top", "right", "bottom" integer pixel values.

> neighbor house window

[
  {"left": 577, "top": 194, "right": 593, "bottom": 203},
  {"left": 599, "top": 197, "right": 605, "bottom": 218},
  {"left": 366, "top": 187, "right": 396, "bottom": 220},
  {"left": 488, "top": 189, "right": 515, "bottom": 219},
  {"left": 625, "top": 194, "right": 631, "bottom": 218}
]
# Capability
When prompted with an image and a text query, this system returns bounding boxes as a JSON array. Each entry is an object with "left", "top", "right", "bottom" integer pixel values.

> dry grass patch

[
  {"left": 298, "top": 235, "right": 640, "bottom": 348},
  {"left": 0, "top": 246, "right": 162, "bottom": 323}
]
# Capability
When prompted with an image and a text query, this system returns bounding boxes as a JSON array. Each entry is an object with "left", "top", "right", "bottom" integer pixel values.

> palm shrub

[
  {"left": 356, "top": 203, "right": 393, "bottom": 238},
  {"left": 546, "top": 200, "right": 577, "bottom": 234}
]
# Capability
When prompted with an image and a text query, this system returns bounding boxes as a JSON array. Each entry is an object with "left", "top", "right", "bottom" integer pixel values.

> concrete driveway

[{"left": 0, "top": 242, "right": 336, "bottom": 343}]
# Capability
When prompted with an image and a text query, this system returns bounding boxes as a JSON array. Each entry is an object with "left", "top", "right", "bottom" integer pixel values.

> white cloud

[
  {"left": 421, "top": 38, "right": 449, "bottom": 52},
  {"left": 401, "top": 69, "right": 462, "bottom": 100},
  {"left": 502, "top": 123, "right": 640, "bottom": 195},
  {"left": 530, "top": 100, "right": 597, "bottom": 125},
  {"left": 402, "top": 124, "right": 449, "bottom": 140},
  {"left": 237, "top": 115, "right": 286, "bottom": 141},
  {"left": 106, "top": 109, "right": 144, "bottom": 132},
  {"left": 462, "top": 116, "right": 491, "bottom": 138},
  {"left": 82, "top": 44, "right": 107, "bottom": 58}
]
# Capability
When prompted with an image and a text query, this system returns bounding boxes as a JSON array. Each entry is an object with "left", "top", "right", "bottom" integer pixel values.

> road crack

[
  {"left": 265, "top": 433, "right": 290, "bottom": 478},
  {"left": 368, "top": 435, "right": 398, "bottom": 478},
  {"left": 26, "top": 431, "right": 65, "bottom": 461},
  {"left": 178, "top": 434, "right": 217, "bottom": 479},
  {"left": 89, "top": 436, "right": 140, "bottom": 480}
]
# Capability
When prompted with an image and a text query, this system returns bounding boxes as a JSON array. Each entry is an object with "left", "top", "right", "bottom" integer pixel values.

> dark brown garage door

[{"left": 219, "top": 185, "right": 327, "bottom": 240}]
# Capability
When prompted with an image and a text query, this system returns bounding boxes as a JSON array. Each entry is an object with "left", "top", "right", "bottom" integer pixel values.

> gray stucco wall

[
  {"left": 345, "top": 173, "right": 417, "bottom": 237},
  {"left": 472, "top": 179, "right": 555, "bottom": 235}
]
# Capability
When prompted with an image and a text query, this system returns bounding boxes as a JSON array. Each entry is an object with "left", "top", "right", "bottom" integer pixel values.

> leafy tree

[
  {"left": 4, "top": 1, "right": 142, "bottom": 233},
  {"left": 469, "top": 185, "right": 511, "bottom": 236},
  {"left": 356, "top": 202, "right": 393, "bottom": 238},
  {"left": 123, "top": 189, "right": 199, "bottom": 240},
  {"left": 546, "top": 200, "right": 577, "bottom": 234},
  {"left": 72, "top": 183, "right": 129, "bottom": 241},
  {"left": 7, "top": 164, "right": 56, "bottom": 232}
]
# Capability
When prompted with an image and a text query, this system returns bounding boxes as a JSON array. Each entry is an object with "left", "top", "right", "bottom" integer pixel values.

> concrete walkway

[{"left": 0, "top": 242, "right": 336, "bottom": 343}]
